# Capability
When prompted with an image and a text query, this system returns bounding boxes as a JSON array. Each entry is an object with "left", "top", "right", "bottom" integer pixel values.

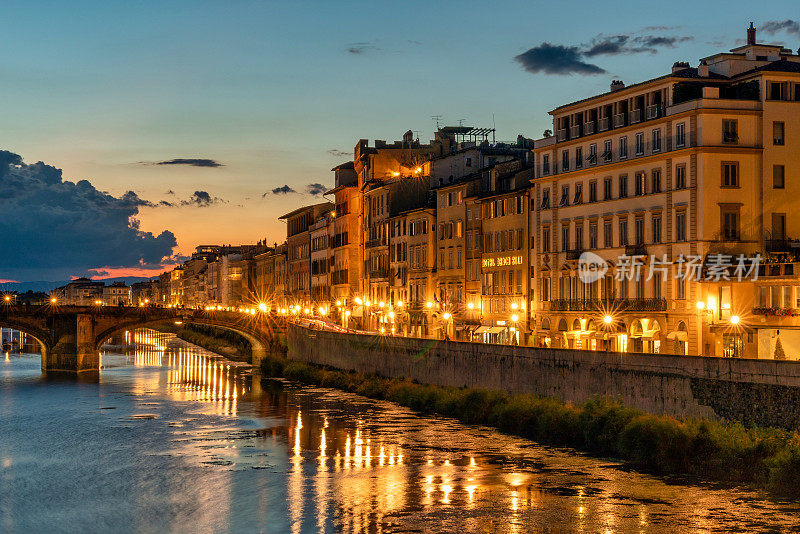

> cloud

[
  {"left": 0, "top": 150, "right": 179, "bottom": 281},
  {"left": 516, "top": 31, "right": 693, "bottom": 76},
  {"left": 156, "top": 158, "right": 223, "bottom": 168},
  {"left": 306, "top": 183, "right": 327, "bottom": 196},
  {"left": 267, "top": 185, "right": 296, "bottom": 196},
  {"left": 327, "top": 149, "right": 350, "bottom": 157},
  {"left": 514, "top": 43, "right": 606, "bottom": 75},
  {"left": 347, "top": 42, "right": 381, "bottom": 54},
  {"left": 761, "top": 20, "right": 800, "bottom": 36},
  {"left": 180, "top": 190, "right": 225, "bottom": 207}
]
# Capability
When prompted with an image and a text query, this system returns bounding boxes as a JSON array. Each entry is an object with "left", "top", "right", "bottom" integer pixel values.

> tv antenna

[{"left": 431, "top": 115, "right": 443, "bottom": 129}]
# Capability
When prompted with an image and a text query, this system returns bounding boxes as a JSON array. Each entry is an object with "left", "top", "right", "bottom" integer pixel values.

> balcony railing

[
  {"left": 766, "top": 238, "right": 800, "bottom": 253},
  {"left": 598, "top": 117, "right": 609, "bottom": 131},
  {"left": 646, "top": 105, "right": 660, "bottom": 120},
  {"left": 365, "top": 238, "right": 387, "bottom": 249},
  {"left": 550, "top": 298, "right": 667, "bottom": 312},
  {"left": 613, "top": 113, "right": 626, "bottom": 128},
  {"left": 630, "top": 109, "right": 641, "bottom": 124},
  {"left": 569, "top": 125, "right": 581, "bottom": 138},
  {"left": 369, "top": 268, "right": 389, "bottom": 279},
  {"left": 565, "top": 249, "right": 584, "bottom": 260},
  {"left": 556, "top": 129, "right": 567, "bottom": 142},
  {"left": 752, "top": 307, "right": 800, "bottom": 317},
  {"left": 625, "top": 244, "right": 648, "bottom": 256},
  {"left": 584, "top": 121, "right": 595, "bottom": 135}
]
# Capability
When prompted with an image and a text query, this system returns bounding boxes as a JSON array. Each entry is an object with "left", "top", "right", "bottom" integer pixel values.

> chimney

[
  {"left": 698, "top": 60, "right": 709, "bottom": 77},
  {"left": 672, "top": 61, "right": 689, "bottom": 73},
  {"left": 610, "top": 80, "right": 625, "bottom": 92},
  {"left": 747, "top": 22, "right": 756, "bottom": 45}
]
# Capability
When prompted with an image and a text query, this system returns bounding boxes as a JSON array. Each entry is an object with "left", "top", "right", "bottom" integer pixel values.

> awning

[
  {"left": 464, "top": 324, "right": 480, "bottom": 332},
  {"left": 474, "top": 326, "right": 491, "bottom": 334},
  {"left": 666, "top": 331, "right": 688, "bottom": 341},
  {"left": 485, "top": 326, "right": 505, "bottom": 334}
]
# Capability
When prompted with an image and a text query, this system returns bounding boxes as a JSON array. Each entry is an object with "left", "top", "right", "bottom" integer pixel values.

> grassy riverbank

[
  {"left": 155, "top": 323, "right": 252, "bottom": 362},
  {"left": 260, "top": 352, "right": 800, "bottom": 499}
]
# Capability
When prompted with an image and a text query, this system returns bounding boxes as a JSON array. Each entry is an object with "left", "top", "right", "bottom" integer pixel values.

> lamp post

[
  {"left": 442, "top": 312, "right": 451, "bottom": 341},
  {"left": 510, "top": 313, "right": 519, "bottom": 345}
]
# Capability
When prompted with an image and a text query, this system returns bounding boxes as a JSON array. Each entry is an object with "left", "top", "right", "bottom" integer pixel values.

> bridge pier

[{"left": 43, "top": 314, "right": 99, "bottom": 374}]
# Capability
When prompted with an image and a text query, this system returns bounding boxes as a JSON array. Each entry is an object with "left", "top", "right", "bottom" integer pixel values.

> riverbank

[
  {"left": 154, "top": 323, "right": 253, "bottom": 363},
  {"left": 260, "top": 352, "right": 800, "bottom": 500}
]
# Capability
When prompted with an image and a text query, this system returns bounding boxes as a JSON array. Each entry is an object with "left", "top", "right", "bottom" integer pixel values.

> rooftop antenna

[
  {"left": 431, "top": 115, "right": 443, "bottom": 130},
  {"left": 492, "top": 113, "right": 496, "bottom": 143},
  {"left": 413, "top": 130, "right": 420, "bottom": 142},
  {"left": 457, "top": 118, "right": 466, "bottom": 127}
]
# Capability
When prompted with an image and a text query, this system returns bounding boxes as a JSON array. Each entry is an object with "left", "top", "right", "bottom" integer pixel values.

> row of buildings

[
  {"left": 51, "top": 278, "right": 131, "bottom": 306},
  {"left": 150, "top": 25, "right": 800, "bottom": 359}
]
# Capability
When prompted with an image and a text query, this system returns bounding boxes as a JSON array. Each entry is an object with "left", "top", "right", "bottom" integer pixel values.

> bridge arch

[{"left": 0, "top": 318, "right": 51, "bottom": 357}]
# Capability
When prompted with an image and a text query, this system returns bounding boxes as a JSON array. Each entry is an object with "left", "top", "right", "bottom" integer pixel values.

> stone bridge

[{"left": 0, "top": 305, "right": 285, "bottom": 374}]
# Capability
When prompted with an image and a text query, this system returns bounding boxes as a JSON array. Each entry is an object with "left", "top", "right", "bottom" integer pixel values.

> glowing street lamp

[
  {"left": 426, "top": 301, "right": 433, "bottom": 309},
  {"left": 258, "top": 302, "right": 268, "bottom": 313},
  {"left": 604, "top": 315, "right": 613, "bottom": 324},
  {"left": 730, "top": 315, "right": 741, "bottom": 325}
]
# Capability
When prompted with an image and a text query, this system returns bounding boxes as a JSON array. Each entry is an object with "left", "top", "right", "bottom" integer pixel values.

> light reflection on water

[{"left": 1, "top": 328, "right": 799, "bottom": 533}]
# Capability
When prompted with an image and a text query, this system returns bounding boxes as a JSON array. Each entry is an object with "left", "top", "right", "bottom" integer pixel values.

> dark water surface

[{"left": 2, "top": 330, "right": 799, "bottom": 533}]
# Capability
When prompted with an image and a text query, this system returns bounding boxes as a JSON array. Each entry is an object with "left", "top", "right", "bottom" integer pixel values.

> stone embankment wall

[{"left": 287, "top": 324, "right": 800, "bottom": 428}]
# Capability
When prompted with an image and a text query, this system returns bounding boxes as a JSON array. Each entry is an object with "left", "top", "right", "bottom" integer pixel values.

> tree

[
  {"left": 774, "top": 334, "right": 787, "bottom": 360},
  {"left": 543, "top": 129, "right": 552, "bottom": 138}
]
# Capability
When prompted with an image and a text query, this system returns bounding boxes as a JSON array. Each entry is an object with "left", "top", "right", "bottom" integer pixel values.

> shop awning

[
  {"left": 474, "top": 326, "right": 491, "bottom": 334},
  {"left": 485, "top": 326, "right": 505, "bottom": 334}
]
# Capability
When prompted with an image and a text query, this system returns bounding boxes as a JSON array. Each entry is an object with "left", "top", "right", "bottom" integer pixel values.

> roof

[
  {"left": 278, "top": 202, "right": 333, "bottom": 220},
  {"left": 330, "top": 161, "right": 354, "bottom": 171}
]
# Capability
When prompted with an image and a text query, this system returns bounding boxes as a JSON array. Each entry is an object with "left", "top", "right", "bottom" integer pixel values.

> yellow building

[{"left": 532, "top": 24, "right": 800, "bottom": 358}]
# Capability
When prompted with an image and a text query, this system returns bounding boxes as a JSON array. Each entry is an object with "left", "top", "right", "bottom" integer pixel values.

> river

[{"left": 1, "top": 329, "right": 799, "bottom": 533}]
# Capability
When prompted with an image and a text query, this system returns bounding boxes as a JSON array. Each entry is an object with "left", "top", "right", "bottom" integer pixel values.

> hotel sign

[{"left": 482, "top": 255, "right": 523, "bottom": 268}]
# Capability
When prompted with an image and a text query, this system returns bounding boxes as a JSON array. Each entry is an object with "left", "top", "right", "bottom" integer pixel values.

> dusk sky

[{"left": 1, "top": 0, "right": 798, "bottom": 282}]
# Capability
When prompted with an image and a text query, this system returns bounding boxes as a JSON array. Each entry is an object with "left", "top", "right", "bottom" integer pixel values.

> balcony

[
  {"left": 625, "top": 244, "right": 647, "bottom": 256},
  {"left": 369, "top": 268, "right": 389, "bottom": 279},
  {"left": 598, "top": 118, "right": 609, "bottom": 132},
  {"left": 630, "top": 109, "right": 641, "bottom": 124},
  {"left": 569, "top": 125, "right": 581, "bottom": 138},
  {"left": 752, "top": 307, "right": 800, "bottom": 317},
  {"left": 584, "top": 122, "right": 595, "bottom": 135},
  {"left": 557, "top": 129, "right": 568, "bottom": 142},
  {"left": 550, "top": 298, "right": 667, "bottom": 312},
  {"left": 566, "top": 249, "right": 583, "bottom": 260},
  {"left": 365, "top": 238, "right": 386, "bottom": 249},
  {"left": 613, "top": 113, "right": 626, "bottom": 128},
  {"left": 646, "top": 105, "right": 660, "bottom": 120},
  {"left": 766, "top": 238, "right": 800, "bottom": 253}
]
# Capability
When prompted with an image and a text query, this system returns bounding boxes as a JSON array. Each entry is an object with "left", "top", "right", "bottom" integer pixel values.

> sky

[{"left": 0, "top": 0, "right": 798, "bottom": 282}]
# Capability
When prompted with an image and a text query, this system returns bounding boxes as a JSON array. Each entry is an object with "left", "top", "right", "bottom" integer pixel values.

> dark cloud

[
  {"left": 180, "top": 190, "right": 224, "bottom": 207},
  {"left": 761, "top": 20, "right": 800, "bottom": 35},
  {"left": 516, "top": 31, "right": 693, "bottom": 76},
  {"left": 154, "top": 158, "right": 223, "bottom": 168},
  {"left": 267, "top": 185, "right": 296, "bottom": 196},
  {"left": 0, "top": 150, "right": 178, "bottom": 281},
  {"left": 306, "top": 183, "right": 327, "bottom": 197},
  {"left": 347, "top": 42, "right": 381, "bottom": 54},
  {"left": 327, "top": 149, "right": 350, "bottom": 157},
  {"left": 514, "top": 43, "right": 606, "bottom": 75}
]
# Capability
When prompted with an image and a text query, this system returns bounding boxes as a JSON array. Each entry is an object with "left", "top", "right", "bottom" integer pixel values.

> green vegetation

[
  {"left": 156, "top": 323, "right": 252, "bottom": 362},
  {"left": 261, "top": 352, "right": 800, "bottom": 499}
]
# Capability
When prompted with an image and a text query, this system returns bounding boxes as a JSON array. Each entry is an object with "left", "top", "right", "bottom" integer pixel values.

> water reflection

[{"left": 1, "top": 329, "right": 799, "bottom": 533}]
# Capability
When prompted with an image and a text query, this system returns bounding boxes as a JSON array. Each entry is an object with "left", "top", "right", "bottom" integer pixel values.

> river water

[{"left": 1, "top": 330, "right": 799, "bottom": 533}]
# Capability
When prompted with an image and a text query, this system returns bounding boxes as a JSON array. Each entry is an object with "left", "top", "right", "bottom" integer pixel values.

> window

[
  {"left": 604, "top": 220, "right": 613, "bottom": 248},
  {"left": 560, "top": 185, "right": 569, "bottom": 206},
  {"left": 652, "top": 216, "right": 662, "bottom": 243},
  {"left": 542, "top": 226, "right": 551, "bottom": 252},
  {"left": 652, "top": 129, "right": 661, "bottom": 152},
  {"left": 603, "top": 140, "right": 612, "bottom": 162},
  {"left": 589, "top": 180, "right": 597, "bottom": 202},
  {"left": 575, "top": 147, "right": 583, "bottom": 169},
  {"left": 652, "top": 169, "right": 662, "bottom": 193},
  {"left": 675, "top": 164, "right": 686, "bottom": 189},
  {"left": 676, "top": 276, "right": 685, "bottom": 300},
  {"left": 619, "top": 136, "right": 628, "bottom": 159},
  {"left": 676, "top": 212, "right": 686, "bottom": 242},
  {"left": 541, "top": 189, "right": 551, "bottom": 209},
  {"left": 635, "top": 217, "right": 644, "bottom": 245},
  {"left": 774, "top": 121, "right": 785, "bottom": 146},
  {"left": 773, "top": 213, "right": 787, "bottom": 240},
  {"left": 723, "top": 119, "right": 738, "bottom": 143},
  {"left": 618, "top": 174, "right": 628, "bottom": 198},
  {"left": 465, "top": 156, "right": 473, "bottom": 167},
  {"left": 562, "top": 150, "right": 570, "bottom": 172},
  {"left": 769, "top": 81, "right": 787, "bottom": 101},
  {"left": 574, "top": 183, "right": 583, "bottom": 204},
  {"left": 561, "top": 225, "right": 570, "bottom": 252},
  {"left": 589, "top": 143, "right": 597, "bottom": 165},
  {"left": 603, "top": 177, "right": 612, "bottom": 200},
  {"left": 635, "top": 133, "right": 644, "bottom": 155},
  {"left": 541, "top": 278, "right": 551, "bottom": 302},
  {"left": 722, "top": 162, "right": 739, "bottom": 188},
  {"left": 589, "top": 223, "right": 598, "bottom": 249},
  {"left": 722, "top": 209, "right": 739, "bottom": 241},
  {"left": 575, "top": 224, "right": 583, "bottom": 250},
  {"left": 542, "top": 154, "right": 550, "bottom": 175},
  {"left": 635, "top": 171, "right": 645, "bottom": 196},
  {"left": 675, "top": 122, "right": 686, "bottom": 148},
  {"left": 774, "top": 165, "right": 785, "bottom": 189},
  {"left": 619, "top": 219, "right": 628, "bottom": 246}
]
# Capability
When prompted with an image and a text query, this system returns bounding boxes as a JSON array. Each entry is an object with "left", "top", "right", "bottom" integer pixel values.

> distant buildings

[
  {"left": 149, "top": 24, "right": 800, "bottom": 359},
  {"left": 51, "top": 278, "right": 130, "bottom": 306}
]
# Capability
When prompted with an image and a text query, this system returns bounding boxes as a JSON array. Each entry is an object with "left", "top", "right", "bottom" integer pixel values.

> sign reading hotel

[{"left": 482, "top": 255, "right": 523, "bottom": 268}]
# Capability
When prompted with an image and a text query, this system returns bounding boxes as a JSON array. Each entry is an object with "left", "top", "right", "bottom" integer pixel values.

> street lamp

[
  {"left": 604, "top": 315, "right": 613, "bottom": 324},
  {"left": 730, "top": 315, "right": 740, "bottom": 325},
  {"left": 258, "top": 302, "right": 268, "bottom": 313},
  {"left": 510, "top": 313, "right": 519, "bottom": 345}
]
